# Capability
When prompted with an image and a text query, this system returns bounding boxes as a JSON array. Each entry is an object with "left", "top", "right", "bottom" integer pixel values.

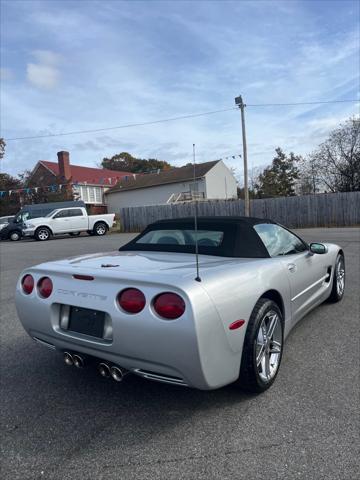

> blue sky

[{"left": 0, "top": 0, "right": 359, "bottom": 179}]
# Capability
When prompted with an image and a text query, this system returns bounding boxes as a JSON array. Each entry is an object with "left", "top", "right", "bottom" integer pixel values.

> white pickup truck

[{"left": 23, "top": 207, "right": 115, "bottom": 241}]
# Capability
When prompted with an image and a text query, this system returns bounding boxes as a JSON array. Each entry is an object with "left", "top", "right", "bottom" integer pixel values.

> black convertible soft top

[{"left": 119, "top": 216, "right": 274, "bottom": 258}]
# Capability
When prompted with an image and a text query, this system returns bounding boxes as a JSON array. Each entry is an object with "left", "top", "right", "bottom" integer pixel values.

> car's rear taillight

[
  {"left": 21, "top": 274, "right": 34, "bottom": 294},
  {"left": 37, "top": 277, "right": 53, "bottom": 298},
  {"left": 153, "top": 293, "right": 185, "bottom": 319},
  {"left": 117, "top": 288, "right": 146, "bottom": 314}
]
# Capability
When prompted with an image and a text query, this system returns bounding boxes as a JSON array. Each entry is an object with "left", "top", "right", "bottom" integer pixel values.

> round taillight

[
  {"left": 118, "top": 288, "right": 146, "bottom": 314},
  {"left": 22, "top": 274, "right": 34, "bottom": 295},
  {"left": 153, "top": 292, "right": 185, "bottom": 320},
  {"left": 38, "top": 277, "right": 53, "bottom": 298}
]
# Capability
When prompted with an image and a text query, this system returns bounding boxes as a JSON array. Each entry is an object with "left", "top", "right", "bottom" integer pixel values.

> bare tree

[
  {"left": 308, "top": 117, "right": 359, "bottom": 192},
  {"left": 297, "top": 156, "right": 319, "bottom": 195}
]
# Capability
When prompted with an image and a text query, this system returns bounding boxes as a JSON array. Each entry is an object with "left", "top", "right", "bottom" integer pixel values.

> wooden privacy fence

[{"left": 116, "top": 191, "right": 360, "bottom": 232}]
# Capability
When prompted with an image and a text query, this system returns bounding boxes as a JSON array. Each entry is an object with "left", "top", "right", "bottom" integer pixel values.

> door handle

[{"left": 287, "top": 263, "right": 297, "bottom": 273}]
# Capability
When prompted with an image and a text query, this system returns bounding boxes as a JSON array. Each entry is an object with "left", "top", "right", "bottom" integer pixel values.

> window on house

[
  {"left": 80, "top": 186, "right": 89, "bottom": 203},
  {"left": 88, "top": 188, "right": 95, "bottom": 203},
  {"left": 78, "top": 186, "right": 103, "bottom": 204},
  {"left": 95, "top": 187, "right": 103, "bottom": 203}
]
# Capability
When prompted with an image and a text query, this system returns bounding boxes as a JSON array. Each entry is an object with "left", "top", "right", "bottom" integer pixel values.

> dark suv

[{"left": 0, "top": 217, "right": 24, "bottom": 241}]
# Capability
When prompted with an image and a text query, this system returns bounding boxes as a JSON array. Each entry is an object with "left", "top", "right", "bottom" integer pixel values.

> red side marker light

[{"left": 229, "top": 319, "right": 245, "bottom": 330}]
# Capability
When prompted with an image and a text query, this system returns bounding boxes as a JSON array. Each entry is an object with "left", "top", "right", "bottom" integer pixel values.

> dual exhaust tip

[
  {"left": 98, "top": 362, "right": 128, "bottom": 382},
  {"left": 63, "top": 352, "right": 128, "bottom": 382},
  {"left": 64, "top": 351, "right": 84, "bottom": 368}
]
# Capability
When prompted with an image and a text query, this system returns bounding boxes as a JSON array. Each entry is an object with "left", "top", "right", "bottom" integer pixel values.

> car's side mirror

[{"left": 309, "top": 242, "right": 328, "bottom": 255}]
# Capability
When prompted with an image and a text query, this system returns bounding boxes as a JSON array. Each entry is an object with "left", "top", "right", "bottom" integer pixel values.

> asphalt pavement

[{"left": 0, "top": 228, "right": 359, "bottom": 480}]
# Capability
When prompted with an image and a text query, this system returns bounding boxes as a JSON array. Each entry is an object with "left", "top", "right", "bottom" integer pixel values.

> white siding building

[{"left": 105, "top": 160, "right": 237, "bottom": 211}]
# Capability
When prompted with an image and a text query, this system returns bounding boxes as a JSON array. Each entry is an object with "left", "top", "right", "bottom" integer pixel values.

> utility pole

[{"left": 235, "top": 95, "right": 250, "bottom": 216}]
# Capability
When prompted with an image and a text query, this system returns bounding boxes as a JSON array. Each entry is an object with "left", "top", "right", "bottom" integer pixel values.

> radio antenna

[{"left": 193, "top": 144, "right": 201, "bottom": 282}]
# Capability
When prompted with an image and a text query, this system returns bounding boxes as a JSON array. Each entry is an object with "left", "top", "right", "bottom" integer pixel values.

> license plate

[{"left": 68, "top": 307, "right": 105, "bottom": 338}]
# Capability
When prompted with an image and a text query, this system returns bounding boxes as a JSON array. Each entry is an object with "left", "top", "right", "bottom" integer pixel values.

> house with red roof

[{"left": 28, "top": 151, "right": 132, "bottom": 208}]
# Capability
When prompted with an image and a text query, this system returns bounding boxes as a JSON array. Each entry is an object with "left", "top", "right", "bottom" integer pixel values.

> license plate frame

[{"left": 68, "top": 306, "right": 105, "bottom": 338}]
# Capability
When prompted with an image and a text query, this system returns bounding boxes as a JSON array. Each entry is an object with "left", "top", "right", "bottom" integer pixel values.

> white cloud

[
  {"left": 27, "top": 63, "right": 59, "bottom": 89},
  {"left": 26, "top": 50, "right": 61, "bottom": 89}
]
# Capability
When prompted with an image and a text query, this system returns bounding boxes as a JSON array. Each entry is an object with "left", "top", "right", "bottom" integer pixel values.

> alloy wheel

[
  {"left": 255, "top": 310, "right": 282, "bottom": 383},
  {"left": 336, "top": 257, "right": 345, "bottom": 296},
  {"left": 96, "top": 225, "right": 106, "bottom": 235},
  {"left": 38, "top": 229, "right": 49, "bottom": 240}
]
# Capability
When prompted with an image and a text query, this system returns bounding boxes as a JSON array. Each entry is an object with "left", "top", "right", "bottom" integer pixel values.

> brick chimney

[{"left": 57, "top": 151, "right": 71, "bottom": 181}]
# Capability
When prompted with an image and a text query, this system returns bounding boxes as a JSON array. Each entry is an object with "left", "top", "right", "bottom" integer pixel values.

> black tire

[
  {"left": 328, "top": 253, "right": 345, "bottom": 303},
  {"left": 87, "top": 230, "right": 95, "bottom": 236},
  {"left": 93, "top": 222, "right": 107, "bottom": 236},
  {"left": 235, "top": 298, "right": 284, "bottom": 393},
  {"left": 35, "top": 227, "right": 51, "bottom": 241},
  {"left": 69, "top": 232, "right": 81, "bottom": 237},
  {"left": 9, "top": 231, "right": 21, "bottom": 241}
]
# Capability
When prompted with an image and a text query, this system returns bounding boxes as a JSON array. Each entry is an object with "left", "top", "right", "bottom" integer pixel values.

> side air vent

[{"left": 325, "top": 266, "right": 332, "bottom": 283}]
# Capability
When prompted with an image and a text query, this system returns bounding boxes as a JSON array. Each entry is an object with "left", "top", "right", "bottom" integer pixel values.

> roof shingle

[
  {"left": 40, "top": 161, "right": 131, "bottom": 185},
  {"left": 107, "top": 160, "right": 219, "bottom": 194}
]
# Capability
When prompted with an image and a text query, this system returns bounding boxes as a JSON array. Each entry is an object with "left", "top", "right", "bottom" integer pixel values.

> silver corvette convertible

[{"left": 15, "top": 217, "right": 345, "bottom": 393}]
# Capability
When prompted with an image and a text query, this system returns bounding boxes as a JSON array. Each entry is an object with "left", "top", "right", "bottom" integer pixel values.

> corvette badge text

[{"left": 57, "top": 289, "right": 107, "bottom": 301}]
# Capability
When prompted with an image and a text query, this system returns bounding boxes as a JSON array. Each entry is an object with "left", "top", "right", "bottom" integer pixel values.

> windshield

[
  {"left": 45, "top": 210, "right": 57, "bottom": 217},
  {"left": 14, "top": 212, "right": 30, "bottom": 223}
]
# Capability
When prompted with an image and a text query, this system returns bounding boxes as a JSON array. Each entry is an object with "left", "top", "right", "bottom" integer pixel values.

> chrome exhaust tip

[
  {"left": 64, "top": 352, "right": 74, "bottom": 366},
  {"left": 98, "top": 362, "right": 111, "bottom": 378},
  {"left": 73, "top": 354, "right": 84, "bottom": 368},
  {"left": 110, "top": 366, "right": 125, "bottom": 382}
]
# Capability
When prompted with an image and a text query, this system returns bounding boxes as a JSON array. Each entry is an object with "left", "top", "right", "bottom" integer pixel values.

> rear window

[
  {"left": 120, "top": 220, "right": 270, "bottom": 258},
  {"left": 135, "top": 229, "right": 224, "bottom": 247}
]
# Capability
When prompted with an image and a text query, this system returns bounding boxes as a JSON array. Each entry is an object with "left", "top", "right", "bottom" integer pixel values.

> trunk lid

[{"left": 44, "top": 250, "right": 258, "bottom": 278}]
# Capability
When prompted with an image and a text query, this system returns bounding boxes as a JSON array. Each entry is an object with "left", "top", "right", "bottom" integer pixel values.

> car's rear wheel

[
  {"left": 35, "top": 227, "right": 51, "bottom": 241},
  {"left": 93, "top": 222, "right": 107, "bottom": 236},
  {"left": 69, "top": 232, "right": 81, "bottom": 237},
  {"left": 9, "top": 231, "right": 21, "bottom": 241},
  {"left": 328, "top": 253, "right": 345, "bottom": 302},
  {"left": 236, "top": 299, "right": 283, "bottom": 393}
]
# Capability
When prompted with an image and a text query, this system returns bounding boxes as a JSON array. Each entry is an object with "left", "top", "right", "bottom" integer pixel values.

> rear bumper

[
  {"left": 30, "top": 331, "right": 190, "bottom": 386},
  {"left": 15, "top": 268, "right": 243, "bottom": 390}
]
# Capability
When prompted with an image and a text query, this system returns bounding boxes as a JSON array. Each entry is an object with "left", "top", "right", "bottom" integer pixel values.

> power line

[
  {"left": 3, "top": 99, "right": 358, "bottom": 141},
  {"left": 246, "top": 99, "right": 359, "bottom": 107},
  {"left": 4, "top": 107, "right": 237, "bottom": 141}
]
